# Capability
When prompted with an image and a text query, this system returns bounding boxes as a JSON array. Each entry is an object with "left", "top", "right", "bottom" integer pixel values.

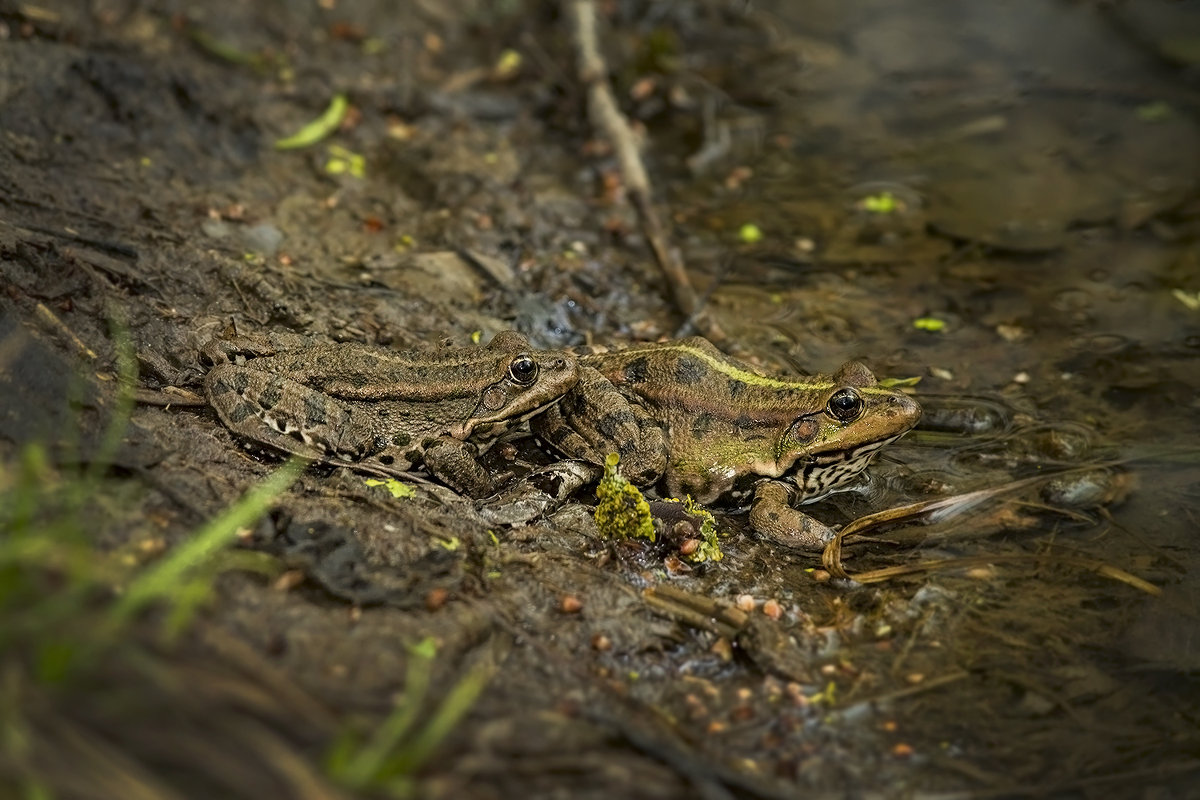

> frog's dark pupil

[
  {"left": 509, "top": 354, "right": 538, "bottom": 385},
  {"left": 828, "top": 388, "right": 864, "bottom": 422}
]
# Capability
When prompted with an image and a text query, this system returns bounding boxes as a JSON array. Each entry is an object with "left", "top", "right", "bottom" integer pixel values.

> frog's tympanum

[
  {"left": 203, "top": 330, "right": 579, "bottom": 495},
  {"left": 533, "top": 337, "right": 921, "bottom": 550}
]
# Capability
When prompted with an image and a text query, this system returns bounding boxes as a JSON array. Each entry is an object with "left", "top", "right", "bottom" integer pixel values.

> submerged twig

[
  {"left": 135, "top": 388, "right": 207, "bottom": 407},
  {"left": 822, "top": 469, "right": 1093, "bottom": 577},
  {"left": 819, "top": 464, "right": 1159, "bottom": 595},
  {"left": 848, "top": 552, "right": 1159, "bottom": 596},
  {"left": 567, "top": 0, "right": 724, "bottom": 342},
  {"left": 35, "top": 302, "right": 98, "bottom": 360}
]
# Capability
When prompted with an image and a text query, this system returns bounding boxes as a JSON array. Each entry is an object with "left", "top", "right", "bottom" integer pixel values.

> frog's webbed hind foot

[{"left": 476, "top": 460, "right": 601, "bottom": 526}]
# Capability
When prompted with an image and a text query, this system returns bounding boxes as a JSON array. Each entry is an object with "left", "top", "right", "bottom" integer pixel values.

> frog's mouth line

[
  {"left": 808, "top": 437, "right": 891, "bottom": 466},
  {"left": 455, "top": 397, "right": 572, "bottom": 441}
]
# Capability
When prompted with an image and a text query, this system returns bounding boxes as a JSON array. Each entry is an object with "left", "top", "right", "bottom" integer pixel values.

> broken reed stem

[{"left": 567, "top": 0, "right": 724, "bottom": 342}]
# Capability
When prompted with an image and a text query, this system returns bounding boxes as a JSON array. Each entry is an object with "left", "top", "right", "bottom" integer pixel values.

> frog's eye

[
  {"left": 508, "top": 354, "right": 539, "bottom": 385},
  {"left": 827, "top": 388, "right": 864, "bottom": 422}
]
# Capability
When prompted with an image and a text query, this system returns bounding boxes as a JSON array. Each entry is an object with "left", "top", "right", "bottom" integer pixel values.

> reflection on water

[{"left": 639, "top": 0, "right": 1200, "bottom": 790}]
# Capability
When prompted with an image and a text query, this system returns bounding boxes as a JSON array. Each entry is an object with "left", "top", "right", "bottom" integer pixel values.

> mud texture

[{"left": 2, "top": 1, "right": 1199, "bottom": 798}]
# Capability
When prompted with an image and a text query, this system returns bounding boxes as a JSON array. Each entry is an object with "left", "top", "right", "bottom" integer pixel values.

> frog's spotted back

[
  {"left": 202, "top": 330, "right": 579, "bottom": 497},
  {"left": 535, "top": 336, "right": 921, "bottom": 550}
]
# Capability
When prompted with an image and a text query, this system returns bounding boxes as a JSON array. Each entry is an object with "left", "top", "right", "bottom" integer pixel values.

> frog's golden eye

[
  {"left": 508, "top": 354, "right": 539, "bottom": 385},
  {"left": 827, "top": 388, "right": 864, "bottom": 422}
]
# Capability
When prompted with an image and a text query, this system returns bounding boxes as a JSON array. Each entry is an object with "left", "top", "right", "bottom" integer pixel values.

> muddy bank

[{"left": 2, "top": 1, "right": 1199, "bottom": 797}]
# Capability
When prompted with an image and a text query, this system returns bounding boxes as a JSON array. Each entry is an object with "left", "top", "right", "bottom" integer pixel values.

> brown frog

[{"left": 203, "top": 330, "right": 579, "bottom": 495}]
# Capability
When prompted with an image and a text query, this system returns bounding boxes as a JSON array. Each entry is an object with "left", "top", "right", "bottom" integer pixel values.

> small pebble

[
  {"left": 425, "top": 587, "right": 449, "bottom": 611},
  {"left": 242, "top": 222, "right": 283, "bottom": 256},
  {"left": 272, "top": 570, "right": 305, "bottom": 591},
  {"left": 730, "top": 705, "right": 755, "bottom": 722},
  {"left": 560, "top": 595, "right": 583, "bottom": 614},
  {"left": 663, "top": 555, "right": 690, "bottom": 574}
]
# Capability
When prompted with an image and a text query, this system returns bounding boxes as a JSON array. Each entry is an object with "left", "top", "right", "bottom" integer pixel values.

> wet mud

[{"left": 2, "top": 1, "right": 1199, "bottom": 797}]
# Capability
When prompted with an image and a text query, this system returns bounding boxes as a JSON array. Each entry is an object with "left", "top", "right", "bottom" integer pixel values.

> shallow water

[{"left": 614, "top": 0, "right": 1200, "bottom": 790}]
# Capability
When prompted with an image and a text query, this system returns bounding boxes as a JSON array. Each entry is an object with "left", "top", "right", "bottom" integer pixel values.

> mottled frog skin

[
  {"left": 203, "top": 330, "right": 579, "bottom": 495},
  {"left": 533, "top": 337, "right": 921, "bottom": 549}
]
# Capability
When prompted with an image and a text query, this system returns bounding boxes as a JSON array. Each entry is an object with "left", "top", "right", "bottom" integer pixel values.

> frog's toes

[{"left": 477, "top": 461, "right": 599, "bottom": 526}]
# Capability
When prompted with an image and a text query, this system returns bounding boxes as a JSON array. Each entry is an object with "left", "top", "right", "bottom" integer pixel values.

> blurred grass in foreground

[
  {"left": 0, "top": 326, "right": 489, "bottom": 798},
  {"left": 326, "top": 636, "right": 492, "bottom": 797},
  {"left": 0, "top": 437, "right": 305, "bottom": 797}
]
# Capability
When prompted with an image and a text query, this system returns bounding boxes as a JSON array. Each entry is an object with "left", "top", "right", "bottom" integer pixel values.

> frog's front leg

[
  {"left": 531, "top": 365, "right": 668, "bottom": 485},
  {"left": 422, "top": 438, "right": 505, "bottom": 497},
  {"left": 748, "top": 480, "right": 837, "bottom": 551}
]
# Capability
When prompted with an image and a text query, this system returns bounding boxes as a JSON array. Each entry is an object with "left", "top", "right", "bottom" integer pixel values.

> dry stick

[{"left": 567, "top": 0, "right": 725, "bottom": 342}]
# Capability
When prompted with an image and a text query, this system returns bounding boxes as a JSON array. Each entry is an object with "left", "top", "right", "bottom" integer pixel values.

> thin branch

[{"left": 567, "top": 0, "right": 724, "bottom": 342}]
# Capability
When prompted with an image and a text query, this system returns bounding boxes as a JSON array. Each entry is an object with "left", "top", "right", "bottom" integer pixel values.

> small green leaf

[
  {"left": 877, "top": 375, "right": 922, "bottom": 388},
  {"left": 274, "top": 94, "right": 349, "bottom": 150},
  {"left": 913, "top": 317, "right": 946, "bottom": 332},
  {"left": 1171, "top": 288, "right": 1200, "bottom": 311},
  {"left": 860, "top": 191, "right": 899, "bottom": 214},
  {"left": 1136, "top": 102, "right": 1173, "bottom": 122},
  {"left": 324, "top": 144, "right": 365, "bottom": 178},
  {"left": 492, "top": 49, "right": 523, "bottom": 80},
  {"left": 363, "top": 478, "right": 415, "bottom": 498},
  {"left": 738, "top": 223, "right": 763, "bottom": 244}
]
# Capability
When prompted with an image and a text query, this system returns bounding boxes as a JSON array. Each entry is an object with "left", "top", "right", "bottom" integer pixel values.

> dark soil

[{"left": 2, "top": 1, "right": 1199, "bottom": 798}]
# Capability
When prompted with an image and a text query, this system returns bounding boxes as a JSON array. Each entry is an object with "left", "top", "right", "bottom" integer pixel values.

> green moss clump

[
  {"left": 594, "top": 453, "right": 655, "bottom": 542},
  {"left": 681, "top": 496, "right": 723, "bottom": 563}
]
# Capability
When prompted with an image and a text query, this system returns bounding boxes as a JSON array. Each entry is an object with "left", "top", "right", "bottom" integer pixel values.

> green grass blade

[
  {"left": 83, "top": 318, "right": 137, "bottom": 489},
  {"left": 336, "top": 638, "right": 435, "bottom": 787},
  {"left": 107, "top": 457, "right": 305, "bottom": 630},
  {"left": 385, "top": 658, "right": 491, "bottom": 777}
]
